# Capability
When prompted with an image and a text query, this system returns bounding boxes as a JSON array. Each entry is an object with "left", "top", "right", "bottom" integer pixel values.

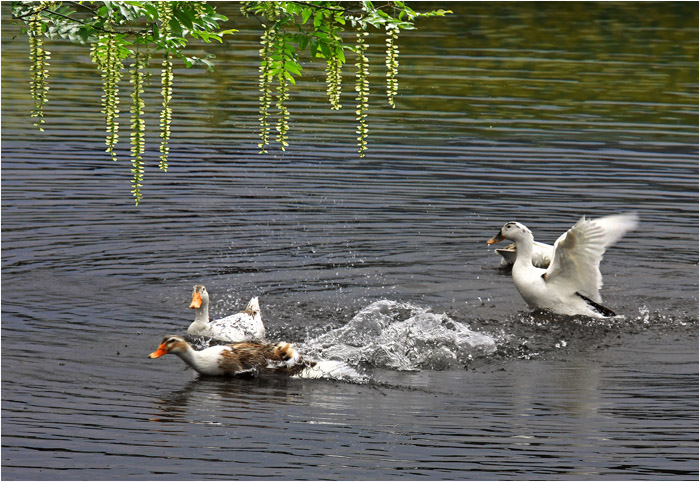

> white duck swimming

[
  {"left": 148, "top": 335, "right": 359, "bottom": 379},
  {"left": 487, "top": 213, "right": 638, "bottom": 318},
  {"left": 187, "top": 285, "right": 265, "bottom": 342}
]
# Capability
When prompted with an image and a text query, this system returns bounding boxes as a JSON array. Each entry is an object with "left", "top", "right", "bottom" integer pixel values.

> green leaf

[
  {"left": 297, "top": 34, "right": 309, "bottom": 50},
  {"left": 319, "top": 41, "right": 331, "bottom": 58},
  {"left": 78, "top": 26, "right": 90, "bottom": 43},
  {"left": 302, "top": 8, "right": 313, "bottom": 25},
  {"left": 336, "top": 46, "right": 346, "bottom": 63},
  {"left": 196, "top": 31, "right": 212, "bottom": 43},
  {"left": 169, "top": 18, "right": 184, "bottom": 38},
  {"left": 284, "top": 71, "right": 296, "bottom": 85},
  {"left": 173, "top": 8, "right": 194, "bottom": 31},
  {"left": 143, "top": 3, "right": 159, "bottom": 20},
  {"left": 284, "top": 61, "right": 301, "bottom": 75},
  {"left": 207, "top": 12, "right": 228, "bottom": 22}
]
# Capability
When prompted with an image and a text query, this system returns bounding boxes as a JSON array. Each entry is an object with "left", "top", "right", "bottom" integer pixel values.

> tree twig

[
  {"left": 291, "top": 1, "right": 346, "bottom": 13},
  {"left": 14, "top": 4, "right": 149, "bottom": 37}
]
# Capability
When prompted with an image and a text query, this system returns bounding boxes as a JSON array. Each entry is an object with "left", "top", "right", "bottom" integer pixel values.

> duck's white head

[
  {"left": 189, "top": 284, "right": 210, "bottom": 310},
  {"left": 148, "top": 335, "right": 190, "bottom": 359},
  {"left": 487, "top": 221, "right": 533, "bottom": 245}
]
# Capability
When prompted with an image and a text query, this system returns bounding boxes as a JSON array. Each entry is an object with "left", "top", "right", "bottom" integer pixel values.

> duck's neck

[
  {"left": 513, "top": 235, "right": 535, "bottom": 268},
  {"left": 174, "top": 345, "right": 222, "bottom": 376},
  {"left": 188, "top": 301, "right": 210, "bottom": 334},
  {"left": 175, "top": 346, "right": 205, "bottom": 371}
]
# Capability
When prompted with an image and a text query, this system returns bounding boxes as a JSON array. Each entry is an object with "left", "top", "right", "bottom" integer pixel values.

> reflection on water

[{"left": 2, "top": 1, "right": 697, "bottom": 480}]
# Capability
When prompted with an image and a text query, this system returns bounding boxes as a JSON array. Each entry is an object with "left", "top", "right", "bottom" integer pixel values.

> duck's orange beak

[
  {"left": 487, "top": 231, "right": 505, "bottom": 245},
  {"left": 189, "top": 292, "right": 202, "bottom": 309},
  {"left": 148, "top": 343, "right": 169, "bottom": 359}
]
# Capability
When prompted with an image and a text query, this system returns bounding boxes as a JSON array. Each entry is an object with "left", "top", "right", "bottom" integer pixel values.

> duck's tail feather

[
  {"left": 245, "top": 296, "right": 260, "bottom": 314},
  {"left": 272, "top": 342, "right": 302, "bottom": 367},
  {"left": 576, "top": 292, "right": 617, "bottom": 317}
]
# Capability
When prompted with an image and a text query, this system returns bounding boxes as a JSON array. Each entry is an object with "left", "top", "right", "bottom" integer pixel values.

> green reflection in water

[{"left": 2, "top": 1, "right": 697, "bottom": 148}]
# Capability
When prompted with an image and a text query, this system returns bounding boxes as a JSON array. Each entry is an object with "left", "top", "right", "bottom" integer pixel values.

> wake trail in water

[{"left": 295, "top": 299, "right": 697, "bottom": 383}]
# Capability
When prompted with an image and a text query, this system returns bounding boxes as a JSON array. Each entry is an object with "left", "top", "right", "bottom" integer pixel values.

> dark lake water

[{"left": 2, "top": 2, "right": 698, "bottom": 480}]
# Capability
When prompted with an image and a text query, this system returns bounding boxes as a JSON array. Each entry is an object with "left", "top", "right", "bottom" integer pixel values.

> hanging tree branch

[{"left": 13, "top": 1, "right": 451, "bottom": 205}]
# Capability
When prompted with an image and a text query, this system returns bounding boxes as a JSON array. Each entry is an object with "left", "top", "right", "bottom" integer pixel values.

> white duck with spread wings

[{"left": 487, "top": 213, "right": 638, "bottom": 318}]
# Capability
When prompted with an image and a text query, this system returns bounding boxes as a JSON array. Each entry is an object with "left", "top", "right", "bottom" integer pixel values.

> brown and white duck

[{"left": 148, "top": 335, "right": 360, "bottom": 380}]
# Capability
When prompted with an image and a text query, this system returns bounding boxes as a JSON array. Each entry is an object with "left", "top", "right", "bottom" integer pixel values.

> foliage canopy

[{"left": 12, "top": 1, "right": 451, "bottom": 204}]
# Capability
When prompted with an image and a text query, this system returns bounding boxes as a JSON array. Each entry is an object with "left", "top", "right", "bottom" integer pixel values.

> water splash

[
  {"left": 293, "top": 359, "right": 367, "bottom": 382},
  {"left": 638, "top": 305, "right": 651, "bottom": 324},
  {"left": 300, "top": 300, "right": 497, "bottom": 371}
]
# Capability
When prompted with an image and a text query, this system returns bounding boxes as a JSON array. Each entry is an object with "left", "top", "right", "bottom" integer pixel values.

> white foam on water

[
  {"left": 293, "top": 359, "right": 366, "bottom": 382},
  {"left": 300, "top": 300, "right": 497, "bottom": 371}
]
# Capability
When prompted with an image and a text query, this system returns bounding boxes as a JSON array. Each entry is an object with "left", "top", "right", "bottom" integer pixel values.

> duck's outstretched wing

[
  {"left": 544, "top": 214, "right": 638, "bottom": 303},
  {"left": 592, "top": 213, "right": 639, "bottom": 249}
]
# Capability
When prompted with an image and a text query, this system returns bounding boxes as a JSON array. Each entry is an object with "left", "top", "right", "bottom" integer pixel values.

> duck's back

[
  {"left": 218, "top": 341, "right": 308, "bottom": 376},
  {"left": 211, "top": 312, "right": 265, "bottom": 342}
]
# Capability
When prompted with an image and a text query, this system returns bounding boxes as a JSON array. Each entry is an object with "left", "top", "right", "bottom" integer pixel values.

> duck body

[
  {"left": 488, "top": 213, "right": 638, "bottom": 318},
  {"left": 187, "top": 285, "right": 265, "bottom": 342},
  {"left": 148, "top": 335, "right": 360, "bottom": 379},
  {"left": 149, "top": 335, "right": 305, "bottom": 377},
  {"left": 510, "top": 251, "right": 598, "bottom": 317}
]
